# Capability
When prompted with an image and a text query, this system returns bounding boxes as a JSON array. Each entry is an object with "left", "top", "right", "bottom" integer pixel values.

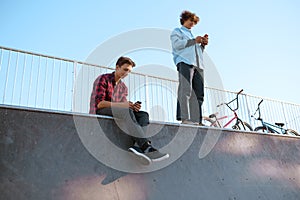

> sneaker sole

[
  {"left": 150, "top": 153, "right": 170, "bottom": 162},
  {"left": 128, "top": 147, "right": 152, "bottom": 165}
]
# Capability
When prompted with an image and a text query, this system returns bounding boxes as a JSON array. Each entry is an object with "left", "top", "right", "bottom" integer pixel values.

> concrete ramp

[{"left": 0, "top": 106, "right": 299, "bottom": 200}]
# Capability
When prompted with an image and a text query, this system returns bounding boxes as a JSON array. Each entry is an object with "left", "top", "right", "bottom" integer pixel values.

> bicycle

[
  {"left": 203, "top": 89, "right": 253, "bottom": 131},
  {"left": 251, "top": 99, "right": 299, "bottom": 136}
]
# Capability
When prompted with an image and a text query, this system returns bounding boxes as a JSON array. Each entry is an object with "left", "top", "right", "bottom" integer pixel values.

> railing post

[
  {"left": 71, "top": 61, "right": 77, "bottom": 112},
  {"left": 145, "top": 75, "right": 150, "bottom": 112},
  {"left": 281, "top": 102, "right": 288, "bottom": 128},
  {"left": 3, "top": 51, "right": 11, "bottom": 104},
  {"left": 244, "top": 93, "right": 253, "bottom": 128}
]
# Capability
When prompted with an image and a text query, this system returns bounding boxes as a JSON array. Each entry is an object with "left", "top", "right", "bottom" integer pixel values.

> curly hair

[{"left": 180, "top": 10, "right": 199, "bottom": 25}]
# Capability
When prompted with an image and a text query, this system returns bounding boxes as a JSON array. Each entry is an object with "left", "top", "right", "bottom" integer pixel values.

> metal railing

[{"left": 1, "top": 46, "right": 299, "bottom": 132}]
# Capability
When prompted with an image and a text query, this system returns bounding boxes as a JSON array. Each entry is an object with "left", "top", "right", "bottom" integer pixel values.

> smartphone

[{"left": 136, "top": 101, "right": 142, "bottom": 104}]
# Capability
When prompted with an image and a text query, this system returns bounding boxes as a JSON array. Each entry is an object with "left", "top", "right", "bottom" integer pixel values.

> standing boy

[{"left": 170, "top": 10, "right": 209, "bottom": 125}]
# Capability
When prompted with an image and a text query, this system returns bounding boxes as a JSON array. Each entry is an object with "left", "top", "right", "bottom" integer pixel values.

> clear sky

[{"left": 1, "top": 0, "right": 299, "bottom": 104}]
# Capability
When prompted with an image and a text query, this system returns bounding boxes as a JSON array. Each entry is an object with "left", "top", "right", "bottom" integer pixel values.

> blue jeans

[{"left": 176, "top": 62, "right": 204, "bottom": 123}]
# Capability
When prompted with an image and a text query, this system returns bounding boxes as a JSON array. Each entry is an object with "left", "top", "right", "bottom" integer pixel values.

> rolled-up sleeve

[
  {"left": 94, "top": 76, "right": 107, "bottom": 105},
  {"left": 89, "top": 76, "right": 107, "bottom": 114}
]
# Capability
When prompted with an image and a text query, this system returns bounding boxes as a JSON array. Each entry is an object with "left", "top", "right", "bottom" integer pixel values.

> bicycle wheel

[
  {"left": 202, "top": 117, "right": 219, "bottom": 127},
  {"left": 254, "top": 126, "right": 274, "bottom": 133},
  {"left": 286, "top": 129, "right": 300, "bottom": 136},
  {"left": 240, "top": 122, "right": 253, "bottom": 131}
]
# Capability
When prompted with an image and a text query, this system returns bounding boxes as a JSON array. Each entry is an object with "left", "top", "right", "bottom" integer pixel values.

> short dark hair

[
  {"left": 180, "top": 10, "right": 199, "bottom": 25},
  {"left": 116, "top": 56, "right": 136, "bottom": 67}
]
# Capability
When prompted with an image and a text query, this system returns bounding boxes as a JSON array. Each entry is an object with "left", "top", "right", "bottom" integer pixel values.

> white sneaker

[
  {"left": 128, "top": 146, "right": 152, "bottom": 165},
  {"left": 143, "top": 146, "right": 169, "bottom": 162}
]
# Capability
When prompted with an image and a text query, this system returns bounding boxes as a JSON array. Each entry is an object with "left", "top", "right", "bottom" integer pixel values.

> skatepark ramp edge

[{"left": 1, "top": 105, "right": 300, "bottom": 200}]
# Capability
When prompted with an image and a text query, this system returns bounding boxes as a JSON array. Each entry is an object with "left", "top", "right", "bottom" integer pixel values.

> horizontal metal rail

[{"left": 1, "top": 46, "right": 299, "bottom": 132}]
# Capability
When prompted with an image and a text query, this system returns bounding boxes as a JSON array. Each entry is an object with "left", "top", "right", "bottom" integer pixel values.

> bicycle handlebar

[
  {"left": 216, "top": 89, "right": 243, "bottom": 111},
  {"left": 237, "top": 89, "right": 243, "bottom": 95},
  {"left": 252, "top": 99, "right": 264, "bottom": 120}
]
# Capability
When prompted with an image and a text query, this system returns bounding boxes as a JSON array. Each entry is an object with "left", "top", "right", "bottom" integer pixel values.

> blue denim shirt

[{"left": 170, "top": 26, "right": 204, "bottom": 69}]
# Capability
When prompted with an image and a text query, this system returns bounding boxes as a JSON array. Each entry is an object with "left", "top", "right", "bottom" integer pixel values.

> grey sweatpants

[{"left": 176, "top": 62, "right": 204, "bottom": 123}]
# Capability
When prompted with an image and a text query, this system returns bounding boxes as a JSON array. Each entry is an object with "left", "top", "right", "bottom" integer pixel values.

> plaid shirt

[{"left": 89, "top": 72, "right": 128, "bottom": 114}]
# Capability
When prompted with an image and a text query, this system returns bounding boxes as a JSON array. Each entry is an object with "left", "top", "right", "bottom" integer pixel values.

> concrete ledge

[{"left": 1, "top": 106, "right": 299, "bottom": 200}]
